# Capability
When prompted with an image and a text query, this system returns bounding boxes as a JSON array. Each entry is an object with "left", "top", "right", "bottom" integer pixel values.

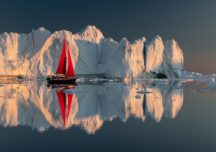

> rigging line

[{"left": 69, "top": 32, "right": 95, "bottom": 74}]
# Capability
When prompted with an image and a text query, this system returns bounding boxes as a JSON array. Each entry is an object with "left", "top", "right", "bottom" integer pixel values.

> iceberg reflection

[{"left": 0, "top": 81, "right": 184, "bottom": 134}]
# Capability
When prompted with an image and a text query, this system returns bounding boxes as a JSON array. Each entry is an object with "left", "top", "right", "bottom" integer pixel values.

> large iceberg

[{"left": 0, "top": 25, "right": 184, "bottom": 80}]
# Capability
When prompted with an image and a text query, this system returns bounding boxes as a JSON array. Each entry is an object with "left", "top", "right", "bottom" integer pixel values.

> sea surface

[{"left": 0, "top": 78, "right": 216, "bottom": 152}]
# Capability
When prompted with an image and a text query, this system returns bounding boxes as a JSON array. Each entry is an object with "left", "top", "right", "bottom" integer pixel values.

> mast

[
  {"left": 56, "top": 37, "right": 75, "bottom": 77},
  {"left": 56, "top": 38, "right": 67, "bottom": 75},
  {"left": 66, "top": 47, "right": 75, "bottom": 77}
]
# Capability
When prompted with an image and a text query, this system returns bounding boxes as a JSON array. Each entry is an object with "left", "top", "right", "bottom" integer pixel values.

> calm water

[{"left": 0, "top": 80, "right": 216, "bottom": 152}]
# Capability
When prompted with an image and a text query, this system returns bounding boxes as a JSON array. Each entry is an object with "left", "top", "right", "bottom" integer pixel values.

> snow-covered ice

[{"left": 0, "top": 25, "right": 185, "bottom": 81}]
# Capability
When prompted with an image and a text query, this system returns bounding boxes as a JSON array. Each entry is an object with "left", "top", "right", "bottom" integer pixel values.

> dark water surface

[{"left": 0, "top": 80, "right": 216, "bottom": 152}]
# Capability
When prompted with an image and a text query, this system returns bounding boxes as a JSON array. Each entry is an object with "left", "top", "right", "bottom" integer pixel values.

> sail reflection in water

[{"left": 0, "top": 81, "right": 183, "bottom": 134}]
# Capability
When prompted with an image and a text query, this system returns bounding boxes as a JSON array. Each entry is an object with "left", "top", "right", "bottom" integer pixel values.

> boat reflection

[
  {"left": 56, "top": 89, "right": 74, "bottom": 127},
  {"left": 0, "top": 81, "right": 184, "bottom": 134}
]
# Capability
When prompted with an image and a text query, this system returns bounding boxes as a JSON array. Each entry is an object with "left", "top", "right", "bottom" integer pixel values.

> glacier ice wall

[{"left": 0, "top": 25, "right": 184, "bottom": 79}]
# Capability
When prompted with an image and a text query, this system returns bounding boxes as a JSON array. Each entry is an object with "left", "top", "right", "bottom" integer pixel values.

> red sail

[
  {"left": 56, "top": 38, "right": 67, "bottom": 75},
  {"left": 66, "top": 48, "right": 75, "bottom": 77}
]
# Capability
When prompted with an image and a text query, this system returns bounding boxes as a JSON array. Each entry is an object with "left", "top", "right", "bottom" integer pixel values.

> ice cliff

[{"left": 0, "top": 25, "right": 184, "bottom": 80}]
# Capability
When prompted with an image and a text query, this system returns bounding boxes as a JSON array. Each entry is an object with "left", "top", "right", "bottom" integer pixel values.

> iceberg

[{"left": 0, "top": 25, "right": 184, "bottom": 80}]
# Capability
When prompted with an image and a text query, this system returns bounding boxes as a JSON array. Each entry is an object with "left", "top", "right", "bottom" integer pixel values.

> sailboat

[{"left": 46, "top": 38, "right": 77, "bottom": 85}]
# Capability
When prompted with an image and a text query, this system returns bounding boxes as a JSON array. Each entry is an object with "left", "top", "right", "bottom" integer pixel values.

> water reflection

[{"left": 0, "top": 81, "right": 184, "bottom": 134}]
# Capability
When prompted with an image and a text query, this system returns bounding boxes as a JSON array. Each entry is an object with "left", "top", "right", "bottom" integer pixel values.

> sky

[{"left": 0, "top": 0, "right": 216, "bottom": 73}]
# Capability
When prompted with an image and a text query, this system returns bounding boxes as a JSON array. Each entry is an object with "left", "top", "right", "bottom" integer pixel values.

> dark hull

[{"left": 47, "top": 77, "right": 77, "bottom": 85}]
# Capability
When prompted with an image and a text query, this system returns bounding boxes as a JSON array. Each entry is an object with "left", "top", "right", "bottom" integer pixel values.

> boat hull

[{"left": 46, "top": 77, "right": 77, "bottom": 85}]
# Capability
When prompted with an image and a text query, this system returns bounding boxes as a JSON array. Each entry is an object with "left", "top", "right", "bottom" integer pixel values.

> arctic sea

[{"left": 0, "top": 80, "right": 216, "bottom": 152}]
